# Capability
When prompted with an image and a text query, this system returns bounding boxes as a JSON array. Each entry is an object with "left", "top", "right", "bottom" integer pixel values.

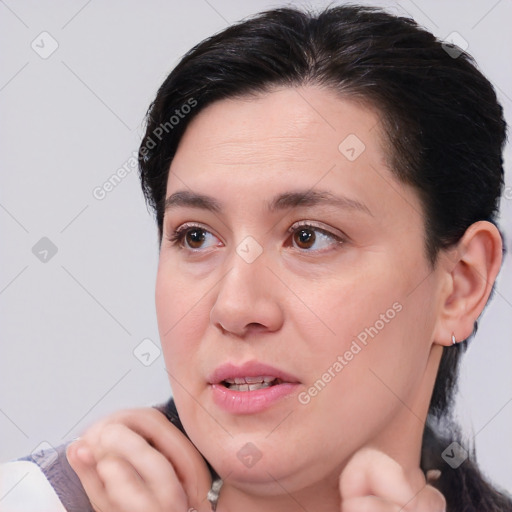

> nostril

[
  {"left": 214, "top": 320, "right": 267, "bottom": 338},
  {"left": 247, "top": 322, "right": 265, "bottom": 331}
]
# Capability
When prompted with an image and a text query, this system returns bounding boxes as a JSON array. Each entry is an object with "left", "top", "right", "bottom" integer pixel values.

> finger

[
  {"left": 413, "top": 483, "right": 446, "bottom": 512},
  {"left": 96, "top": 454, "right": 162, "bottom": 512},
  {"left": 339, "top": 448, "right": 419, "bottom": 506},
  {"left": 94, "top": 423, "right": 188, "bottom": 509},
  {"left": 66, "top": 441, "right": 109, "bottom": 512},
  {"left": 99, "top": 408, "right": 213, "bottom": 507},
  {"left": 342, "top": 496, "right": 402, "bottom": 512}
]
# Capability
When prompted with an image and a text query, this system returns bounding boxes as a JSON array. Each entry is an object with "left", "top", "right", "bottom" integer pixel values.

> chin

[{"left": 198, "top": 433, "right": 302, "bottom": 485}]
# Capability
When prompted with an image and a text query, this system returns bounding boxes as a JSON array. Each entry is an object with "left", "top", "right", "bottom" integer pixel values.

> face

[{"left": 155, "top": 87, "right": 445, "bottom": 496}]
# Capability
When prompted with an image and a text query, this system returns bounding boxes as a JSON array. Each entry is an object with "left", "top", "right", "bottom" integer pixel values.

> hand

[
  {"left": 339, "top": 448, "right": 446, "bottom": 511},
  {"left": 66, "top": 408, "right": 213, "bottom": 512}
]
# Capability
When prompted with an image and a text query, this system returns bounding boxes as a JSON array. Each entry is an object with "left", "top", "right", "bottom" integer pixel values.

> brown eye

[
  {"left": 288, "top": 222, "right": 345, "bottom": 252},
  {"left": 294, "top": 228, "right": 316, "bottom": 249},
  {"left": 168, "top": 224, "right": 221, "bottom": 251},
  {"left": 185, "top": 228, "right": 207, "bottom": 249}
]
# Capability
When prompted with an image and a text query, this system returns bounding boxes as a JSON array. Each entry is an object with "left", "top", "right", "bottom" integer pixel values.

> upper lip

[{"left": 208, "top": 361, "right": 300, "bottom": 385}]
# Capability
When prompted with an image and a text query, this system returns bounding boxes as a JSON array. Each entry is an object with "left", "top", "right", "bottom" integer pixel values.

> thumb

[{"left": 339, "top": 447, "right": 445, "bottom": 511}]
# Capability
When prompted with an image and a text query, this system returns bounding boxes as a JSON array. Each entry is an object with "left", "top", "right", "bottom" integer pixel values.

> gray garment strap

[{"left": 20, "top": 442, "right": 94, "bottom": 512}]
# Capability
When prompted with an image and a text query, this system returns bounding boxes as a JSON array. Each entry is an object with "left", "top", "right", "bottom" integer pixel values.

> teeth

[
  {"left": 225, "top": 382, "right": 274, "bottom": 391},
  {"left": 223, "top": 376, "right": 276, "bottom": 385},
  {"left": 246, "top": 376, "right": 276, "bottom": 384},
  {"left": 222, "top": 376, "right": 280, "bottom": 391}
]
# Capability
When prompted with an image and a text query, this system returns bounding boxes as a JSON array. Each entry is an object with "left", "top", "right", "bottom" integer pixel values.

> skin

[{"left": 68, "top": 86, "right": 502, "bottom": 512}]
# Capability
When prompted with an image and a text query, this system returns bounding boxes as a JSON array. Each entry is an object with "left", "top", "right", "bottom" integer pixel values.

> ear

[{"left": 433, "top": 221, "right": 503, "bottom": 346}]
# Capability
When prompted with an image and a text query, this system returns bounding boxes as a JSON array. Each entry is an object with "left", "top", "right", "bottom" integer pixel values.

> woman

[{"left": 3, "top": 4, "right": 510, "bottom": 511}]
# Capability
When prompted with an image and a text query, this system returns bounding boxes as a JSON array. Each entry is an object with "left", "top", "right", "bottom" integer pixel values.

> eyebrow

[{"left": 164, "top": 189, "right": 372, "bottom": 216}]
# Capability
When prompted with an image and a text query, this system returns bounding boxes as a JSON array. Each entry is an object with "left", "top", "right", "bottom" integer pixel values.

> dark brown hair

[{"left": 139, "top": 5, "right": 510, "bottom": 510}]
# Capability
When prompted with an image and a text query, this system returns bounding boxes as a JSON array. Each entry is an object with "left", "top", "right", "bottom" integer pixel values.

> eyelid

[
  {"left": 175, "top": 221, "right": 213, "bottom": 233},
  {"left": 287, "top": 220, "right": 347, "bottom": 240}
]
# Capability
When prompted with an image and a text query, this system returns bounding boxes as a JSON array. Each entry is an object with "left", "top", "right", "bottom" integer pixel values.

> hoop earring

[{"left": 451, "top": 333, "right": 457, "bottom": 345}]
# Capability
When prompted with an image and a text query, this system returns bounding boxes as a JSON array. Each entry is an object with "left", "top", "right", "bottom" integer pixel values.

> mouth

[
  {"left": 208, "top": 362, "right": 300, "bottom": 414},
  {"left": 220, "top": 376, "right": 284, "bottom": 391},
  {"left": 208, "top": 361, "right": 300, "bottom": 387}
]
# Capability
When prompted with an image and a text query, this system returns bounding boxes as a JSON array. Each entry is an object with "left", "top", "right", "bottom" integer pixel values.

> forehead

[
  {"left": 173, "top": 86, "right": 383, "bottom": 169},
  {"left": 166, "top": 86, "right": 421, "bottom": 230}
]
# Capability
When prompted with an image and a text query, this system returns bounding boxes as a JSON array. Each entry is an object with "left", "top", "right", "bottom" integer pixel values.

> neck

[
  {"left": 363, "top": 343, "right": 444, "bottom": 482},
  {"left": 216, "top": 470, "right": 342, "bottom": 512}
]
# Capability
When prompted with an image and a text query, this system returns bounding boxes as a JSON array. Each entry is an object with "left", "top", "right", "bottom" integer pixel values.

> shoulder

[
  {"left": 2, "top": 441, "right": 95, "bottom": 511},
  {"left": 0, "top": 457, "right": 68, "bottom": 511},
  {"left": 1, "top": 398, "right": 192, "bottom": 511}
]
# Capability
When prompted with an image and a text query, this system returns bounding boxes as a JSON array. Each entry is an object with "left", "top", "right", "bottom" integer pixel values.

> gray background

[{"left": 1, "top": 0, "right": 511, "bottom": 493}]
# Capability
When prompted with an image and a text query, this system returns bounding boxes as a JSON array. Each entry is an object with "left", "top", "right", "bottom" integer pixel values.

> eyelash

[
  {"left": 166, "top": 221, "right": 345, "bottom": 253},
  {"left": 167, "top": 223, "right": 217, "bottom": 250}
]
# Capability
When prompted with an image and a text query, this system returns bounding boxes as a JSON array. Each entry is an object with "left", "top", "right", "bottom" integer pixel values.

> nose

[{"left": 209, "top": 251, "right": 284, "bottom": 338}]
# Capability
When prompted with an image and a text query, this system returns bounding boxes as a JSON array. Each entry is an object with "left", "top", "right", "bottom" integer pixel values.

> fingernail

[
  {"left": 77, "top": 444, "right": 93, "bottom": 463},
  {"left": 426, "top": 469, "right": 442, "bottom": 482},
  {"left": 68, "top": 440, "right": 94, "bottom": 465}
]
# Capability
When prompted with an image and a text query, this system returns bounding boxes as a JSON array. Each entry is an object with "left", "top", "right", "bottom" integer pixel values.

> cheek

[
  {"left": 155, "top": 264, "right": 210, "bottom": 374},
  {"left": 299, "top": 268, "right": 435, "bottom": 431},
  {"left": 292, "top": 261, "right": 401, "bottom": 356},
  {"left": 295, "top": 249, "right": 432, "bottom": 378}
]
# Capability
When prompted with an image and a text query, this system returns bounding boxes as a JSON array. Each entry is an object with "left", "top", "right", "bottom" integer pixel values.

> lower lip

[{"left": 210, "top": 382, "right": 299, "bottom": 414}]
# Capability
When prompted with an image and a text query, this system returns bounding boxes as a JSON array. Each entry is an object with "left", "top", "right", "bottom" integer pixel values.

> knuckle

[
  {"left": 98, "top": 423, "right": 123, "bottom": 447},
  {"left": 96, "top": 456, "right": 117, "bottom": 480}
]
